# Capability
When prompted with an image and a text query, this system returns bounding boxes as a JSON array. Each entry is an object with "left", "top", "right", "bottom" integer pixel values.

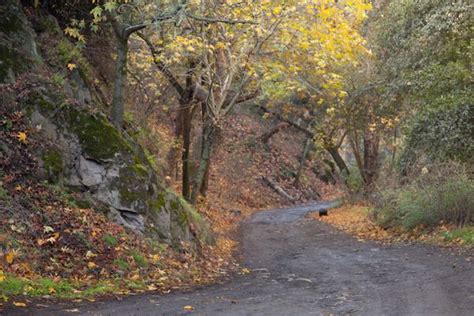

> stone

[
  {"left": 0, "top": 0, "right": 41, "bottom": 83},
  {"left": 109, "top": 207, "right": 145, "bottom": 233},
  {"left": 78, "top": 156, "right": 105, "bottom": 187}
]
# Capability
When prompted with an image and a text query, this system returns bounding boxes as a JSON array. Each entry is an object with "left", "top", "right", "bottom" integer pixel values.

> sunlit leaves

[{"left": 260, "top": 0, "right": 372, "bottom": 105}]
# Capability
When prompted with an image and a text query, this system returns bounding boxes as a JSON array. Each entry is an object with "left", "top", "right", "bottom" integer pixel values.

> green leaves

[
  {"left": 104, "top": 1, "right": 118, "bottom": 12},
  {"left": 90, "top": 6, "right": 103, "bottom": 19}
]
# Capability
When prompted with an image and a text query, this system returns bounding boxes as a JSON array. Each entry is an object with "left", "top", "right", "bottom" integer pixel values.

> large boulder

[{"left": 26, "top": 92, "right": 211, "bottom": 245}]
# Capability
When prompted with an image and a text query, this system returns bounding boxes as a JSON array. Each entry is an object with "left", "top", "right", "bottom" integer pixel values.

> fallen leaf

[
  {"left": 17, "top": 132, "right": 27, "bottom": 144},
  {"left": 87, "top": 262, "right": 97, "bottom": 269},
  {"left": 43, "top": 226, "right": 54, "bottom": 233},
  {"left": 45, "top": 236, "right": 57, "bottom": 244},
  {"left": 151, "top": 254, "right": 160, "bottom": 262},
  {"left": 85, "top": 251, "right": 97, "bottom": 259},
  {"left": 240, "top": 268, "right": 251, "bottom": 274},
  {"left": 13, "top": 302, "right": 27, "bottom": 307},
  {"left": 67, "top": 63, "right": 77, "bottom": 71},
  {"left": 5, "top": 252, "right": 14, "bottom": 265},
  {"left": 147, "top": 284, "right": 157, "bottom": 291},
  {"left": 0, "top": 270, "right": 5, "bottom": 282},
  {"left": 183, "top": 305, "right": 194, "bottom": 311}
]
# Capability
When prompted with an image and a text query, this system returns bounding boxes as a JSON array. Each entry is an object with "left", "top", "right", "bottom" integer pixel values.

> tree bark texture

[
  {"left": 363, "top": 126, "right": 380, "bottom": 186},
  {"left": 111, "top": 34, "right": 129, "bottom": 127},
  {"left": 190, "top": 115, "right": 216, "bottom": 206},
  {"left": 325, "top": 145, "right": 350, "bottom": 177},
  {"left": 294, "top": 136, "right": 312, "bottom": 187}
]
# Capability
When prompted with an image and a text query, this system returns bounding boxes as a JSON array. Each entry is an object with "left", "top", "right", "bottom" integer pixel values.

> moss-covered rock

[
  {"left": 0, "top": 0, "right": 41, "bottom": 83},
  {"left": 64, "top": 107, "right": 132, "bottom": 161},
  {"left": 25, "top": 92, "right": 211, "bottom": 247},
  {"left": 42, "top": 150, "right": 64, "bottom": 183}
]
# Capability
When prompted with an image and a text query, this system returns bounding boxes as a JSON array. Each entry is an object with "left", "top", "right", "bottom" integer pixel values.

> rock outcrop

[
  {"left": 0, "top": 0, "right": 41, "bottom": 83},
  {"left": 25, "top": 84, "right": 211, "bottom": 246},
  {"left": 1, "top": 1, "right": 212, "bottom": 247}
]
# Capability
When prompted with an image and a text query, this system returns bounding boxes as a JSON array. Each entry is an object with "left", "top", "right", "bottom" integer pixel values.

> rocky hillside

[
  {"left": 0, "top": 0, "right": 225, "bottom": 299},
  {"left": 1, "top": 0, "right": 211, "bottom": 245}
]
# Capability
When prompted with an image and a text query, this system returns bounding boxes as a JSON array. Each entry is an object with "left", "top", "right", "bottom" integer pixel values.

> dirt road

[{"left": 7, "top": 202, "right": 474, "bottom": 315}]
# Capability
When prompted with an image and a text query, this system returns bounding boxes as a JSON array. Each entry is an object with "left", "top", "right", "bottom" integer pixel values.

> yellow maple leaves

[
  {"left": 261, "top": 0, "right": 372, "bottom": 104},
  {"left": 37, "top": 232, "right": 60, "bottom": 246},
  {"left": 17, "top": 131, "right": 27, "bottom": 144}
]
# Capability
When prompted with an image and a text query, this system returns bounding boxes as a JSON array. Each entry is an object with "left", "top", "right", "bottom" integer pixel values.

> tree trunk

[
  {"left": 348, "top": 130, "right": 365, "bottom": 182},
  {"left": 262, "top": 176, "right": 295, "bottom": 202},
  {"left": 111, "top": 35, "right": 129, "bottom": 127},
  {"left": 181, "top": 103, "right": 192, "bottom": 200},
  {"left": 294, "top": 136, "right": 312, "bottom": 187},
  {"left": 363, "top": 126, "right": 380, "bottom": 186},
  {"left": 199, "top": 155, "right": 210, "bottom": 197},
  {"left": 325, "top": 145, "right": 350, "bottom": 177},
  {"left": 180, "top": 66, "right": 196, "bottom": 201},
  {"left": 391, "top": 128, "right": 398, "bottom": 168},
  {"left": 190, "top": 115, "right": 215, "bottom": 206}
]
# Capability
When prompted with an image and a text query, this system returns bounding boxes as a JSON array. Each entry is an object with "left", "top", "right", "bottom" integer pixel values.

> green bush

[
  {"left": 373, "top": 168, "right": 474, "bottom": 230},
  {"left": 400, "top": 103, "right": 474, "bottom": 173},
  {"left": 343, "top": 165, "right": 365, "bottom": 194}
]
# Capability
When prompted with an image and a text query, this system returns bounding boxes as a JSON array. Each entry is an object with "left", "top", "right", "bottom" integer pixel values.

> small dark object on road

[{"left": 319, "top": 209, "right": 328, "bottom": 216}]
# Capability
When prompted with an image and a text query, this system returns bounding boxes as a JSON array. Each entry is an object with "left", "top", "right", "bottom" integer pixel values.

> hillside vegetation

[{"left": 0, "top": 0, "right": 472, "bottom": 308}]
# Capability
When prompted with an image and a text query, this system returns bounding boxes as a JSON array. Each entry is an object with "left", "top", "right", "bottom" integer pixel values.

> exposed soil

[{"left": 6, "top": 202, "right": 474, "bottom": 315}]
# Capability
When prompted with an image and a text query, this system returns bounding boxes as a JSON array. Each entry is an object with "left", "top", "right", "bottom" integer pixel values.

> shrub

[
  {"left": 399, "top": 103, "right": 474, "bottom": 173},
  {"left": 343, "top": 165, "right": 365, "bottom": 194},
  {"left": 373, "top": 163, "right": 474, "bottom": 230}
]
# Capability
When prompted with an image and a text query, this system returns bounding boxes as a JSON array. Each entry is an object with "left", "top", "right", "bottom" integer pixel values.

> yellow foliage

[
  {"left": 5, "top": 252, "right": 14, "bottom": 265},
  {"left": 17, "top": 132, "right": 27, "bottom": 144}
]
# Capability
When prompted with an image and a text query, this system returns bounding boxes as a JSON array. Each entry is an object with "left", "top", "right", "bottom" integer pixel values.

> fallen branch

[
  {"left": 262, "top": 176, "right": 295, "bottom": 202},
  {"left": 260, "top": 122, "right": 290, "bottom": 144}
]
